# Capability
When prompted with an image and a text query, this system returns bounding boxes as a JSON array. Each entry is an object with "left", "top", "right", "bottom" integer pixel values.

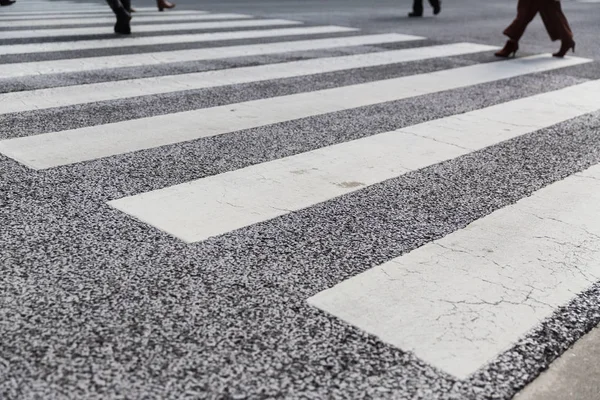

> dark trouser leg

[
  {"left": 412, "top": 0, "right": 424, "bottom": 14},
  {"left": 502, "top": 0, "right": 540, "bottom": 42},
  {"left": 106, "top": 0, "right": 131, "bottom": 33},
  {"left": 539, "top": 0, "right": 573, "bottom": 41},
  {"left": 105, "top": 0, "right": 126, "bottom": 14},
  {"left": 120, "top": 0, "right": 132, "bottom": 12}
]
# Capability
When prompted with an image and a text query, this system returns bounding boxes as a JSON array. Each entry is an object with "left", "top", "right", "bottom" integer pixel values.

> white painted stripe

[
  {"left": 0, "top": 43, "right": 497, "bottom": 114},
  {"left": 0, "top": 54, "right": 587, "bottom": 168},
  {"left": 309, "top": 163, "right": 600, "bottom": 379},
  {"left": 105, "top": 76, "right": 600, "bottom": 243},
  {"left": 0, "top": 11, "right": 208, "bottom": 20},
  {"left": 1, "top": 6, "right": 109, "bottom": 12},
  {"left": 0, "top": 23, "right": 357, "bottom": 56},
  {"left": 0, "top": 7, "right": 202, "bottom": 16},
  {"left": 6, "top": 3, "right": 107, "bottom": 7},
  {"left": 0, "top": 13, "right": 252, "bottom": 27},
  {"left": 0, "top": 19, "right": 306, "bottom": 40},
  {"left": 0, "top": 33, "right": 414, "bottom": 76}
]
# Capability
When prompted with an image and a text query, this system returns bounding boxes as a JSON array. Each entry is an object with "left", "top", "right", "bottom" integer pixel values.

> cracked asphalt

[{"left": 1, "top": 0, "right": 600, "bottom": 399}]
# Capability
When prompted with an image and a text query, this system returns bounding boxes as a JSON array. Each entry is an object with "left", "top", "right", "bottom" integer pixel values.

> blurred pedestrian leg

[
  {"left": 157, "top": 0, "right": 175, "bottom": 11},
  {"left": 0, "top": 0, "right": 16, "bottom": 6},
  {"left": 105, "top": 0, "right": 132, "bottom": 34},
  {"left": 409, "top": 0, "right": 441, "bottom": 17}
]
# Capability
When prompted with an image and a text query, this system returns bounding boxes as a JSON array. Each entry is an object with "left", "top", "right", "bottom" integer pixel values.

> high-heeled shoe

[
  {"left": 157, "top": 0, "right": 175, "bottom": 11},
  {"left": 553, "top": 39, "right": 575, "bottom": 58},
  {"left": 494, "top": 40, "right": 519, "bottom": 58}
]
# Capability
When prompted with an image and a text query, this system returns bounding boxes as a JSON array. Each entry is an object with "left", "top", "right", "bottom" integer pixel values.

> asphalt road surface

[{"left": 1, "top": 0, "right": 600, "bottom": 399}]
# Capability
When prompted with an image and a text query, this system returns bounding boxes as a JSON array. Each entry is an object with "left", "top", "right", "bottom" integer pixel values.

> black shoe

[
  {"left": 0, "top": 0, "right": 16, "bottom": 6},
  {"left": 114, "top": 20, "right": 131, "bottom": 34},
  {"left": 408, "top": 11, "right": 423, "bottom": 17},
  {"left": 432, "top": 0, "right": 441, "bottom": 15},
  {"left": 114, "top": 10, "right": 132, "bottom": 34}
]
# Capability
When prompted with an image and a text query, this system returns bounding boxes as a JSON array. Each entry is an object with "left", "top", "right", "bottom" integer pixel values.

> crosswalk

[{"left": 2, "top": 0, "right": 600, "bottom": 390}]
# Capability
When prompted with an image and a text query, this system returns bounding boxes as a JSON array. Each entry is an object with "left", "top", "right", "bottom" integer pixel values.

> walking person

[
  {"left": 105, "top": 0, "right": 132, "bottom": 34},
  {"left": 495, "top": 0, "right": 575, "bottom": 58},
  {"left": 409, "top": 0, "right": 441, "bottom": 17}
]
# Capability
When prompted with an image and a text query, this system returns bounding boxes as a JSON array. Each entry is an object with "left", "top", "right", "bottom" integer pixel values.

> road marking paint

[
  {"left": 0, "top": 18, "right": 311, "bottom": 40},
  {"left": 309, "top": 163, "right": 600, "bottom": 379},
  {"left": 0, "top": 7, "right": 203, "bottom": 16},
  {"left": 0, "top": 10, "right": 208, "bottom": 20},
  {"left": 1, "top": 23, "right": 366, "bottom": 56},
  {"left": 0, "top": 55, "right": 589, "bottom": 171},
  {"left": 0, "top": 33, "right": 414, "bottom": 76},
  {"left": 0, "top": 13, "right": 252, "bottom": 28},
  {"left": 104, "top": 75, "right": 600, "bottom": 243},
  {"left": 0, "top": 43, "right": 496, "bottom": 114}
]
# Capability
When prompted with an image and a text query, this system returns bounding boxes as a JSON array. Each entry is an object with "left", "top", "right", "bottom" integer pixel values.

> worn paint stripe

[
  {"left": 0, "top": 11, "right": 208, "bottom": 20},
  {"left": 104, "top": 75, "right": 599, "bottom": 243},
  {"left": 0, "top": 55, "right": 589, "bottom": 170},
  {"left": 0, "top": 7, "right": 203, "bottom": 16},
  {"left": 0, "top": 33, "right": 413, "bottom": 76},
  {"left": 308, "top": 163, "right": 600, "bottom": 379},
  {"left": 0, "top": 43, "right": 496, "bottom": 114},
  {"left": 0, "top": 18, "right": 311, "bottom": 40},
  {"left": 0, "top": 13, "right": 252, "bottom": 28},
  {"left": 1, "top": 23, "right": 363, "bottom": 56}
]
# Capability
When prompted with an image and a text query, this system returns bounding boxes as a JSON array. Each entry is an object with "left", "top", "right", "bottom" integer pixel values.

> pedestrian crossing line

[
  {"left": 0, "top": 55, "right": 589, "bottom": 169},
  {"left": 105, "top": 78, "right": 600, "bottom": 243},
  {"left": 308, "top": 162, "right": 600, "bottom": 379},
  {"left": 0, "top": 13, "right": 253, "bottom": 28},
  {"left": 2, "top": 6, "right": 109, "bottom": 12},
  {"left": 0, "top": 43, "right": 497, "bottom": 115},
  {"left": 0, "top": 33, "right": 415, "bottom": 78},
  {"left": 9, "top": 0, "right": 100, "bottom": 3},
  {"left": 0, "top": 11, "right": 208, "bottom": 21},
  {"left": 0, "top": 7, "right": 204, "bottom": 16},
  {"left": 7, "top": 3, "right": 108, "bottom": 8},
  {"left": 2, "top": 24, "right": 356, "bottom": 56},
  {"left": 0, "top": 19, "right": 310, "bottom": 41}
]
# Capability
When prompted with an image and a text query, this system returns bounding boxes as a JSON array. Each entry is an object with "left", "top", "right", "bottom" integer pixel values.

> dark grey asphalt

[
  {"left": 1, "top": 1, "right": 600, "bottom": 399},
  {"left": 169, "top": 0, "right": 600, "bottom": 59}
]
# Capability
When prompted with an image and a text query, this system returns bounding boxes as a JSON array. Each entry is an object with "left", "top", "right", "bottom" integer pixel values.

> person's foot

[
  {"left": 432, "top": 0, "right": 442, "bottom": 15},
  {"left": 553, "top": 38, "right": 575, "bottom": 58},
  {"left": 157, "top": 0, "right": 175, "bottom": 11},
  {"left": 0, "top": 0, "right": 16, "bottom": 6},
  {"left": 408, "top": 11, "right": 423, "bottom": 17},
  {"left": 114, "top": 10, "right": 132, "bottom": 35},
  {"left": 494, "top": 40, "right": 519, "bottom": 58}
]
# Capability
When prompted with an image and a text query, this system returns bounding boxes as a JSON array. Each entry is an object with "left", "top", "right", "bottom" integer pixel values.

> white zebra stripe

[
  {"left": 106, "top": 76, "right": 600, "bottom": 243},
  {"left": 0, "top": 33, "right": 415, "bottom": 77},
  {"left": 0, "top": 18, "right": 305, "bottom": 40},
  {"left": 0, "top": 55, "right": 588, "bottom": 171},
  {"left": 2, "top": 23, "right": 362, "bottom": 56},
  {"left": 0, "top": 11, "right": 207, "bottom": 20},
  {"left": 0, "top": 13, "right": 253, "bottom": 28},
  {"left": 309, "top": 161, "right": 600, "bottom": 379},
  {"left": 0, "top": 7, "right": 203, "bottom": 16},
  {"left": 0, "top": 43, "right": 496, "bottom": 114}
]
